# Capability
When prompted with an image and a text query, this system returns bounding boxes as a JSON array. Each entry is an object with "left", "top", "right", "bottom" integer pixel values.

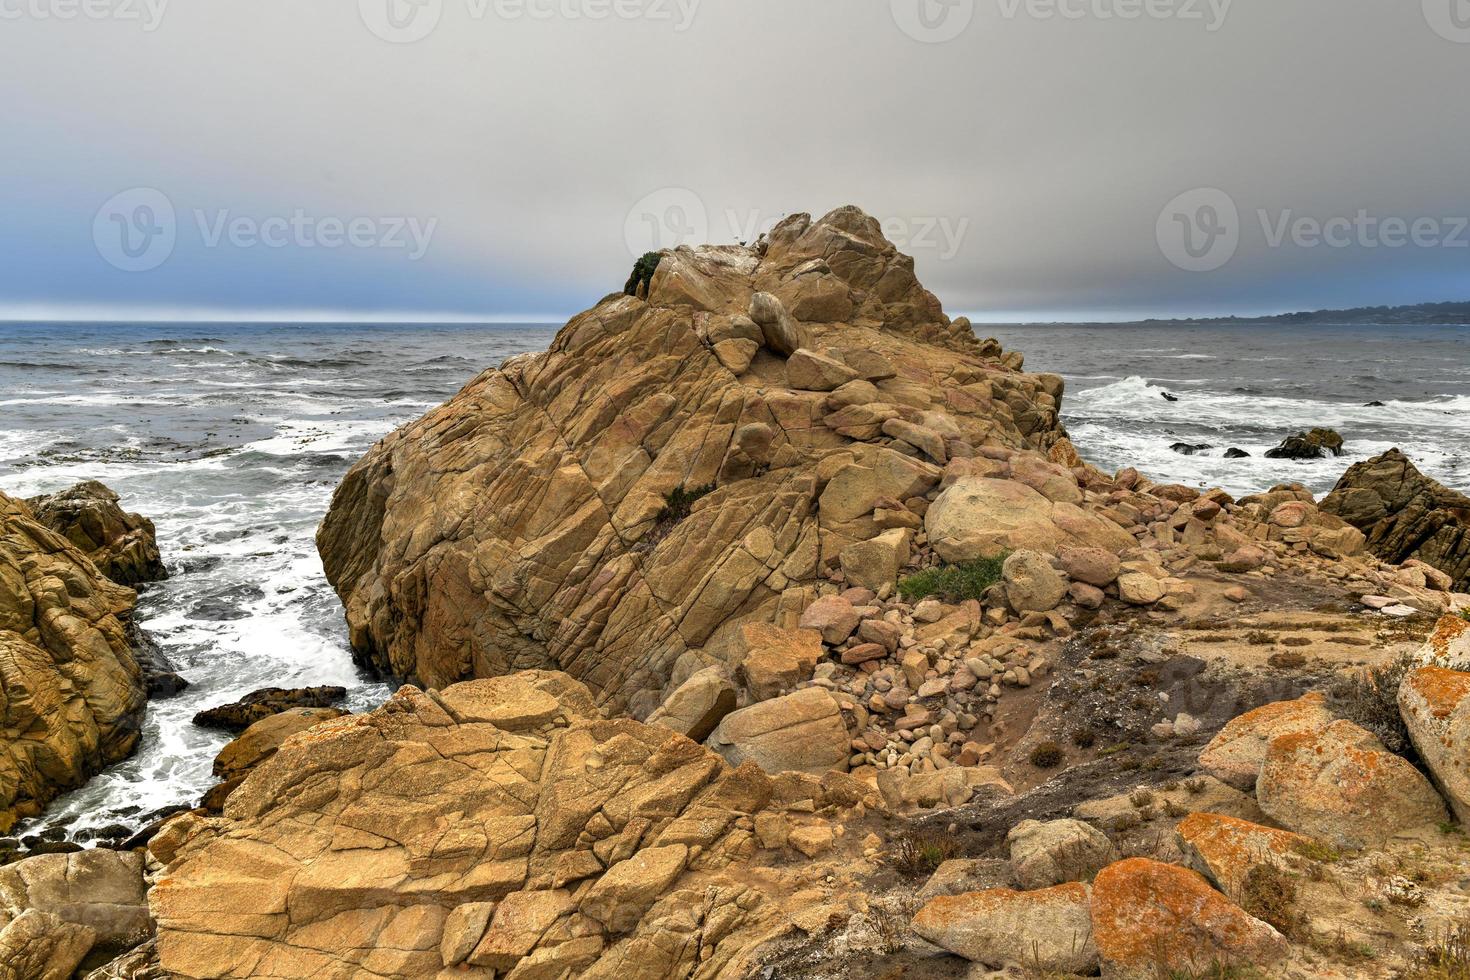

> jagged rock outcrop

[
  {"left": 1322, "top": 448, "right": 1470, "bottom": 589},
  {"left": 0, "top": 491, "right": 147, "bottom": 831},
  {"left": 191, "top": 686, "right": 348, "bottom": 733},
  {"left": 1264, "top": 427, "right": 1344, "bottom": 460},
  {"left": 150, "top": 670, "right": 871, "bottom": 979},
  {"left": 318, "top": 207, "right": 1069, "bottom": 715},
  {"left": 26, "top": 481, "right": 166, "bottom": 588}
]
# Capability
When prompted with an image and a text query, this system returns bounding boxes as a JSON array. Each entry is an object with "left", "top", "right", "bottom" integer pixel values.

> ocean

[{"left": 1, "top": 319, "right": 1466, "bottom": 834}]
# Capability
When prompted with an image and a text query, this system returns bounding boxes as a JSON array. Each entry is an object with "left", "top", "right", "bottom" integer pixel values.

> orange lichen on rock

[
  {"left": 1197, "top": 692, "right": 1334, "bottom": 790},
  {"left": 1399, "top": 665, "right": 1470, "bottom": 824},
  {"left": 1174, "top": 811, "right": 1313, "bottom": 894},
  {"left": 1090, "top": 858, "right": 1287, "bottom": 980}
]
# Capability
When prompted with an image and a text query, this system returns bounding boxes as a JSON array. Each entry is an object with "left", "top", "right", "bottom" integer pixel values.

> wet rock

[
  {"left": 1264, "top": 427, "right": 1345, "bottom": 460},
  {"left": 1224, "top": 448, "right": 1251, "bottom": 459},
  {"left": 1170, "top": 443, "right": 1211, "bottom": 456},
  {"left": 192, "top": 686, "right": 349, "bottom": 733}
]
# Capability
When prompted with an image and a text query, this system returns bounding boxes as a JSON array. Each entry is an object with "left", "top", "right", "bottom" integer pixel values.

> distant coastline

[{"left": 1139, "top": 299, "right": 1470, "bottom": 327}]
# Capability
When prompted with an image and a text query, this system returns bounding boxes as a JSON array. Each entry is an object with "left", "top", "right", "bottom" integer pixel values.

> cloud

[{"left": 2, "top": 0, "right": 1467, "bottom": 322}]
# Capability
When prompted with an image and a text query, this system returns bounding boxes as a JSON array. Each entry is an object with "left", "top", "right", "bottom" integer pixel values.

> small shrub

[
  {"left": 1239, "top": 863, "right": 1302, "bottom": 937},
  {"left": 864, "top": 900, "right": 917, "bottom": 955},
  {"left": 1130, "top": 789, "right": 1156, "bottom": 809},
  {"left": 1183, "top": 777, "right": 1208, "bottom": 795},
  {"left": 1292, "top": 838, "right": 1341, "bottom": 864},
  {"left": 899, "top": 555, "right": 1008, "bottom": 603},
  {"left": 1406, "top": 919, "right": 1470, "bottom": 980},
  {"left": 1030, "top": 741, "right": 1065, "bottom": 769},
  {"left": 1246, "top": 630, "right": 1274, "bottom": 646},
  {"left": 636, "top": 483, "right": 716, "bottom": 554},
  {"left": 887, "top": 830, "right": 961, "bottom": 878},
  {"left": 624, "top": 250, "right": 663, "bottom": 296},
  {"left": 1070, "top": 727, "right": 1097, "bottom": 749},
  {"left": 1267, "top": 651, "right": 1307, "bottom": 669},
  {"left": 1329, "top": 655, "right": 1417, "bottom": 755},
  {"left": 1162, "top": 798, "right": 1190, "bottom": 819}
]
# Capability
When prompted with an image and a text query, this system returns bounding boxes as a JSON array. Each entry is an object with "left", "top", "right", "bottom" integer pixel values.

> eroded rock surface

[
  {"left": 25, "top": 481, "right": 166, "bottom": 588},
  {"left": 1323, "top": 448, "right": 1470, "bottom": 589},
  {"left": 0, "top": 491, "right": 147, "bottom": 830},
  {"left": 317, "top": 207, "right": 1068, "bottom": 714},
  {"left": 151, "top": 671, "right": 843, "bottom": 979}
]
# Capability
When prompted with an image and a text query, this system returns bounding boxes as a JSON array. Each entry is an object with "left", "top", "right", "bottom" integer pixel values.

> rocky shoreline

[{"left": 3, "top": 206, "right": 1470, "bottom": 978}]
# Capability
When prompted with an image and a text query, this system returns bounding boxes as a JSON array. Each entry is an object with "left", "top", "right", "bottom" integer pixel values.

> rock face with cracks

[
  {"left": 316, "top": 207, "right": 1068, "bottom": 716},
  {"left": 150, "top": 671, "right": 841, "bottom": 980},
  {"left": 0, "top": 490, "right": 147, "bottom": 831}
]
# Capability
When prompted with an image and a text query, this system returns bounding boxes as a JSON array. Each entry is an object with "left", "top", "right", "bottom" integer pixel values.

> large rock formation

[
  {"left": 318, "top": 207, "right": 1069, "bottom": 715},
  {"left": 26, "top": 481, "right": 166, "bottom": 588},
  {"left": 150, "top": 670, "right": 867, "bottom": 979},
  {"left": 1323, "top": 448, "right": 1470, "bottom": 590},
  {"left": 0, "top": 490, "right": 148, "bottom": 830}
]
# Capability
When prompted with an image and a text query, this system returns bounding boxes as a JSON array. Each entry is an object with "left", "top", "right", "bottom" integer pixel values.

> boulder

[
  {"left": 1198, "top": 692, "right": 1335, "bottom": 790},
  {"left": 645, "top": 666, "right": 737, "bottom": 743},
  {"left": 1322, "top": 449, "right": 1470, "bottom": 590},
  {"left": 925, "top": 477, "right": 1131, "bottom": 563},
  {"left": 916, "top": 858, "right": 1012, "bottom": 902},
  {"left": 785, "top": 349, "right": 857, "bottom": 392},
  {"left": 707, "top": 688, "right": 849, "bottom": 775},
  {"left": 735, "top": 623, "right": 823, "bottom": 702},
  {"left": 748, "top": 291, "right": 809, "bottom": 356},
  {"left": 152, "top": 674, "right": 794, "bottom": 979},
  {"left": 1174, "top": 812, "right": 1314, "bottom": 894},
  {"left": 1264, "top": 427, "right": 1345, "bottom": 460},
  {"left": 1416, "top": 614, "right": 1470, "bottom": 666},
  {"left": 192, "top": 686, "right": 348, "bottom": 733},
  {"left": 211, "top": 706, "right": 348, "bottom": 780},
  {"left": 1257, "top": 719, "right": 1449, "bottom": 848},
  {"left": 1057, "top": 545, "right": 1120, "bottom": 587},
  {"left": 1090, "top": 858, "right": 1288, "bottom": 980},
  {"left": 1002, "top": 550, "right": 1066, "bottom": 613},
  {"left": 796, "top": 595, "right": 861, "bottom": 645},
  {"left": 838, "top": 529, "right": 911, "bottom": 592},
  {"left": 0, "top": 908, "right": 97, "bottom": 980},
  {"left": 0, "top": 491, "right": 148, "bottom": 831},
  {"left": 1116, "top": 572, "right": 1165, "bottom": 606},
  {"left": 0, "top": 849, "right": 149, "bottom": 947},
  {"left": 911, "top": 883, "right": 1097, "bottom": 974},
  {"left": 1006, "top": 819, "right": 1117, "bottom": 890},
  {"left": 25, "top": 480, "right": 166, "bottom": 586},
  {"left": 1398, "top": 665, "right": 1470, "bottom": 824}
]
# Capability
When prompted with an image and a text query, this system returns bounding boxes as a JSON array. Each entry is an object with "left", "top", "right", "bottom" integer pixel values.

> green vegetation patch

[
  {"left": 624, "top": 250, "right": 663, "bottom": 297},
  {"left": 898, "top": 554, "right": 1008, "bottom": 603}
]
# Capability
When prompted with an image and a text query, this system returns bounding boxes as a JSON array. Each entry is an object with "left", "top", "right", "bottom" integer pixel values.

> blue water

[
  {"left": 0, "top": 319, "right": 1465, "bottom": 833},
  {"left": 0, "top": 322, "right": 555, "bottom": 834}
]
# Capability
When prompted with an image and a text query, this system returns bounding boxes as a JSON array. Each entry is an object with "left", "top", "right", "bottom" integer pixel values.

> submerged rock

[
  {"left": 1264, "top": 427, "right": 1345, "bottom": 460},
  {"left": 191, "top": 686, "right": 348, "bottom": 733},
  {"left": 1322, "top": 448, "right": 1470, "bottom": 590}
]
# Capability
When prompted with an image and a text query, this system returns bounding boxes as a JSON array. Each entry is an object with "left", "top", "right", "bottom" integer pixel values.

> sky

[{"left": 2, "top": 0, "right": 1469, "bottom": 324}]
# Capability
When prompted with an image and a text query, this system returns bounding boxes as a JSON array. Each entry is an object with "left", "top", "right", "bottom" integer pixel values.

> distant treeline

[{"left": 1141, "top": 300, "right": 1470, "bottom": 326}]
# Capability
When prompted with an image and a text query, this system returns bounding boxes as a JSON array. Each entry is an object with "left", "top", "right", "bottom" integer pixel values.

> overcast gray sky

[{"left": 2, "top": 0, "right": 1468, "bottom": 322}]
